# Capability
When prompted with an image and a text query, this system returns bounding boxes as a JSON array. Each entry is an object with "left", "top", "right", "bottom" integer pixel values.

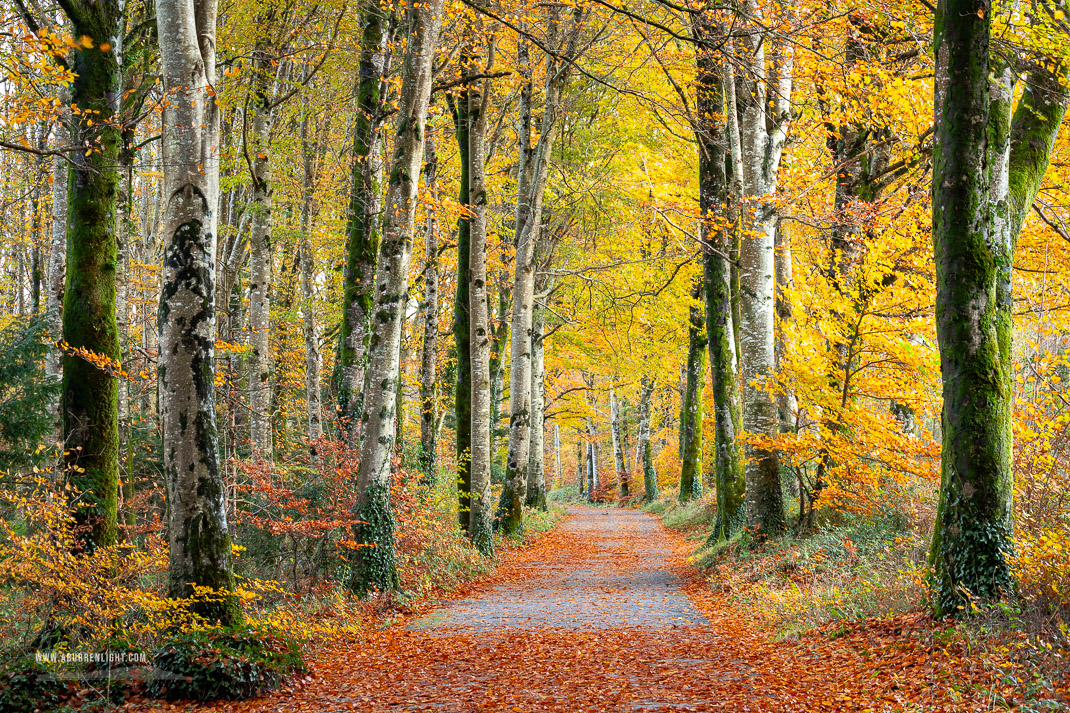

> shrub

[
  {"left": 0, "top": 650, "right": 64, "bottom": 713},
  {"left": 0, "top": 317, "right": 60, "bottom": 476},
  {"left": 146, "top": 626, "right": 305, "bottom": 701}
]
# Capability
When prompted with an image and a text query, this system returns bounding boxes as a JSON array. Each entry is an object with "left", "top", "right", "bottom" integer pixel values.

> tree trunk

[
  {"left": 928, "top": 0, "right": 1068, "bottom": 616},
  {"left": 737, "top": 1, "right": 791, "bottom": 535},
  {"left": 349, "top": 0, "right": 443, "bottom": 594},
  {"left": 773, "top": 219, "right": 797, "bottom": 436},
  {"left": 694, "top": 36, "right": 746, "bottom": 538},
  {"left": 451, "top": 67, "right": 473, "bottom": 531},
  {"left": 418, "top": 136, "right": 440, "bottom": 482},
  {"left": 395, "top": 301, "right": 407, "bottom": 453},
  {"left": 637, "top": 377, "right": 659, "bottom": 502},
  {"left": 45, "top": 103, "right": 69, "bottom": 385},
  {"left": 62, "top": 2, "right": 124, "bottom": 552},
  {"left": 156, "top": 0, "right": 238, "bottom": 624},
  {"left": 338, "top": 0, "right": 393, "bottom": 441},
  {"left": 678, "top": 295, "right": 705, "bottom": 503},
  {"left": 610, "top": 388, "right": 628, "bottom": 499},
  {"left": 489, "top": 282, "right": 510, "bottom": 473},
  {"left": 467, "top": 68, "right": 494, "bottom": 553},
  {"left": 586, "top": 442, "right": 598, "bottom": 501},
  {"left": 299, "top": 112, "right": 322, "bottom": 444},
  {"left": 247, "top": 46, "right": 275, "bottom": 460},
  {"left": 525, "top": 309, "right": 547, "bottom": 509},
  {"left": 554, "top": 423, "right": 561, "bottom": 494},
  {"left": 577, "top": 438, "right": 584, "bottom": 497},
  {"left": 499, "top": 12, "right": 581, "bottom": 533}
]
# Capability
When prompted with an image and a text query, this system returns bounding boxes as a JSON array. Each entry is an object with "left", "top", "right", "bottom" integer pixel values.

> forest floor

[{"left": 136, "top": 507, "right": 1069, "bottom": 712}]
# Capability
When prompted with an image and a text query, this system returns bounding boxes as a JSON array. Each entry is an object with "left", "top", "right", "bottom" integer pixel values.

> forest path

[
  {"left": 262, "top": 506, "right": 840, "bottom": 712},
  {"left": 410, "top": 507, "right": 708, "bottom": 631}
]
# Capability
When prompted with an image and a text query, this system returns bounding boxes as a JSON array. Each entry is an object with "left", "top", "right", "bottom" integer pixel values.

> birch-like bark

[
  {"left": 467, "top": 69, "right": 494, "bottom": 553},
  {"left": 773, "top": 220, "right": 797, "bottom": 435},
  {"left": 299, "top": 112, "right": 322, "bottom": 443},
  {"left": 576, "top": 438, "right": 584, "bottom": 497},
  {"left": 246, "top": 45, "right": 275, "bottom": 460},
  {"left": 636, "top": 377, "right": 658, "bottom": 502},
  {"left": 586, "top": 441, "right": 599, "bottom": 501},
  {"left": 737, "top": 0, "right": 792, "bottom": 535},
  {"left": 554, "top": 423, "right": 561, "bottom": 493},
  {"left": 610, "top": 388, "right": 627, "bottom": 499},
  {"left": 451, "top": 56, "right": 473, "bottom": 530},
  {"left": 499, "top": 9, "right": 583, "bottom": 534},
  {"left": 156, "top": 0, "right": 238, "bottom": 623},
  {"left": 44, "top": 106, "right": 69, "bottom": 383},
  {"left": 419, "top": 136, "right": 439, "bottom": 481},
  {"left": 525, "top": 309, "right": 547, "bottom": 509},
  {"left": 349, "top": 0, "right": 443, "bottom": 594}
]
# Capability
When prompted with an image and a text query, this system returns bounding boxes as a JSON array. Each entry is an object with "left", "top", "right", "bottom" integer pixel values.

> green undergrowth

[{"left": 650, "top": 494, "right": 927, "bottom": 636}]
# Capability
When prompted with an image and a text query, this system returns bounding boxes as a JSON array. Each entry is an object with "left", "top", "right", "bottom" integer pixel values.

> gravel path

[
  {"left": 412, "top": 507, "right": 709, "bottom": 632},
  {"left": 260, "top": 506, "right": 830, "bottom": 711}
]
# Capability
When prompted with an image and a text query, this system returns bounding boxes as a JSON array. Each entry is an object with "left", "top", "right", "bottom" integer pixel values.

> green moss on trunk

[
  {"left": 63, "top": 26, "right": 122, "bottom": 553},
  {"left": 928, "top": 0, "right": 1015, "bottom": 616},
  {"left": 693, "top": 32, "right": 746, "bottom": 540},
  {"left": 679, "top": 300, "right": 706, "bottom": 503},
  {"left": 337, "top": 4, "right": 389, "bottom": 428},
  {"left": 452, "top": 86, "right": 473, "bottom": 532}
]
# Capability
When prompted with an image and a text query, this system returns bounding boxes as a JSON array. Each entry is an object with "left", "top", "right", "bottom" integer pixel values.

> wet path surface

[{"left": 412, "top": 508, "right": 708, "bottom": 632}]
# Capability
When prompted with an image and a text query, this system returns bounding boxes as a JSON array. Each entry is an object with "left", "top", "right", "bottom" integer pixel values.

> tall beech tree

[
  {"left": 693, "top": 9, "right": 745, "bottom": 538},
  {"left": 737, "top": 0, "right": 793, "bottom": 535},
  {"left": 337, "top": 0, "right": 394, "bottom": 439},
  {"left": 349, "top": 0, "right": 443, "bottom": 594},
  {"left": 526, "top": 307, "right": 548, "bottom": 509},
  {"left": 499, "top": 7, "right": 583, "bottom": 535},
  {"left": 929, "top": 0, "right": 1068, "bottom": 615},
  {"left": 451, "top": 49, "right": 474, "bottom": 531},
  {"left": 419, "top": 136, "right": 439, "bottom": 481},
  {"left": 467, "top": 52, "right": 494, "bottom": 554},
  {"left": 299, "top": 107, "right": 324, "bottom": 443},
  {"left": 678, "top": 290, "right": 705, "bottom": 503},
  {"left": 245, "top": 12, "right": 279, "bottom": 460},
  {"left": 30, "top": 0, "right": 128, "bottom": 552},
  {"left": 636, "top": 377, "right": 658, "bottom": 503},
  {"left": 156, "top": 0, "right": 238, "bottom": 623}
]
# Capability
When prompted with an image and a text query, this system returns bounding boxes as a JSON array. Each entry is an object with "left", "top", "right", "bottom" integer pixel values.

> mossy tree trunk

[
  {"left": 60, "top": 0, "right": 124, "bottom": 553},
  {"left": 450, "top": 54, "right": 474, "bottom": 531},
  {"left": 156, "top": 0, "right": 239, "bottom": 625},
  {"left": 928, "top": 0, "right": 1069, "bottom": 616},
  {"left": 678, "top": 292, "right": 706, "bottom": 504},
  {"left": 349, "top": 0, "right": 443, "bottom": 594},
  {"left": 637, "top": 377, "right": 659, "bottom": 503},
  {"left": 338, "top": 0, "right": 393, "bottom": 442},
  {"left": 693, "top": 14, "right": 745, "bottom": 538}
]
